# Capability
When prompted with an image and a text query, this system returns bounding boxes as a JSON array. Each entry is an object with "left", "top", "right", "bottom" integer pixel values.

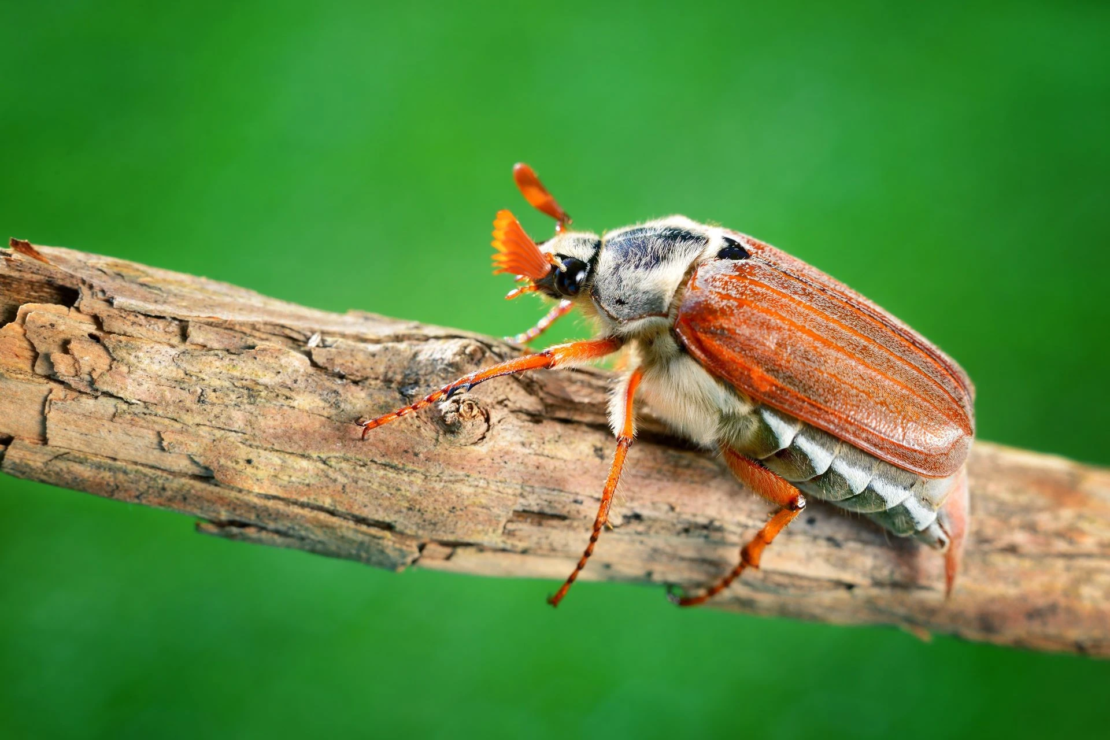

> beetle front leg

[
  {"left": 358, "top": 336, "right": 623, "bottom": 438},
  {"left": 670, "top": 448, "right": 806, "bottom": 607},
  {"left": 547, "top": 366, "right": 644, "bottom": 608},
  {"left": 506, "top": 299, "right": 574, "bottom": 344}
]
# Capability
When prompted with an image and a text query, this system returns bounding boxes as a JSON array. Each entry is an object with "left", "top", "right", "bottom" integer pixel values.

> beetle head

[{"left": 491, "top": 164, "right": 600, "bottom": 302}]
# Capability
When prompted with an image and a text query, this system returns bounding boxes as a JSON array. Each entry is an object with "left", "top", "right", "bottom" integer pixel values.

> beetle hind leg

[
  {"left": 938, "top": 467, "right": 969, "bottom": 598},
  {"left": 671, "top": 448, "right": 806, "bottom": 607}
]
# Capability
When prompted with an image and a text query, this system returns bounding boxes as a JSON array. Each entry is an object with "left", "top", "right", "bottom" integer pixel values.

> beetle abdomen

[{"left": 723, "top": 405, "right": 957, "bottom": 548}]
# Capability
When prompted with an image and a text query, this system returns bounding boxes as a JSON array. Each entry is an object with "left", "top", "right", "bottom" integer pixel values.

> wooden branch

[{"left": 2, "top": 239, "right": 1108, "bottom": 657}]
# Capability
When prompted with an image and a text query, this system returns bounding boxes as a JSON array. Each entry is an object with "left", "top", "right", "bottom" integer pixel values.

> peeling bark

[{"left": 1, "top": 240, "right": 1108, "bottom": 657}]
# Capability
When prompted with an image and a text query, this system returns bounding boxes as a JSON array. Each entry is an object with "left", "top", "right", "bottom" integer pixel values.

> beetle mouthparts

[{"left": 491, "top": 210, "right": 552, "bottom": 282}]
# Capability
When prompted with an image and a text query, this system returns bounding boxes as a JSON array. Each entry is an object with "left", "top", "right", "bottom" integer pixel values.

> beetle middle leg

[
  {"left": 358, "top": 336, "right": 623, "bottom": 437},
  {"left": 547, "top": 366, "right": 644, "bottom": 608},
  {"left": 671, "top": 448, "right": 806, "bottom": 607}
]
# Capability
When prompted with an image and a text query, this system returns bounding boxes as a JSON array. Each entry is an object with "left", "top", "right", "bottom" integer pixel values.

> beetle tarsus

[
  {"left": 673, "top": 452, "right": 806, "bottom": 607},
  {"left": 357, "top": 338, "right": 623, "bottom": 438},
  {"left": 664, "top": 584, "right": 687, "bottom": 605},
  {"left": 547, "top": 368, "right": 643, "bottom": 607}
]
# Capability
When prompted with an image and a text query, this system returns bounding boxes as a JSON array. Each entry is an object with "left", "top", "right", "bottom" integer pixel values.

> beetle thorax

[{"left": 590, "top": 216, "right": 717, "bottom": 336}]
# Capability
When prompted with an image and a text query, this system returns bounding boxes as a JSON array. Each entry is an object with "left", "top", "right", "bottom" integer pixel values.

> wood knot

[
  {"left": 436, "top": 394, "right": 490, "bottom": 445},
  {"left": 464, "top": 343, "right": 486, "bottom": 363}
]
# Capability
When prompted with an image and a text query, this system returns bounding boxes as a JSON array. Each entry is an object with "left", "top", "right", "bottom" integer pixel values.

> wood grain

[{"left": 1, "top": 239, "right": 1107, "bottom": 657}]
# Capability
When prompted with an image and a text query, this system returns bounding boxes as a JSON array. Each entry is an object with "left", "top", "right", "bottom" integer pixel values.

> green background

[{"left": 2, "top": 1, "right": 1109, "bottom": 738}]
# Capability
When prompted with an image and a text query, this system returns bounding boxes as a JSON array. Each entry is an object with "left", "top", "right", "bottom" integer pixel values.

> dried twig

[{"left": 1, "top": 240, "right": 1107, "bottom": 656}]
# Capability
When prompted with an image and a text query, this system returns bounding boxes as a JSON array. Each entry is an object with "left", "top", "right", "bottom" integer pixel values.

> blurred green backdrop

[{"left": 2, "top": 1, "right": 1109, "bottom": 738}]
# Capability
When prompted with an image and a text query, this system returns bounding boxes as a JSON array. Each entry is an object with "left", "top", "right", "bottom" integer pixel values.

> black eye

[
  {"left": 717, "top": 236, "right": 750, "bottom": 260},
  {"left": 554, "top": 257, "right": 588, "bottom": 296}
]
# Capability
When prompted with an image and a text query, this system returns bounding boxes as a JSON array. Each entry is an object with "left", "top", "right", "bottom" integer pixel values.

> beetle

[{"left": 359, "top": 163, "right": 974, "bottom": 608}]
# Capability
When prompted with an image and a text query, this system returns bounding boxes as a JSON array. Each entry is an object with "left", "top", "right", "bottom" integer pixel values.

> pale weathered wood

[{"left": 1, "top": 239, "right": 1108, "bottom": 657}]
